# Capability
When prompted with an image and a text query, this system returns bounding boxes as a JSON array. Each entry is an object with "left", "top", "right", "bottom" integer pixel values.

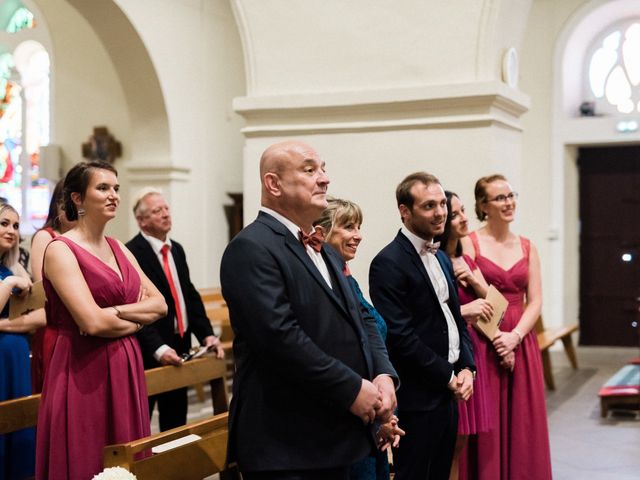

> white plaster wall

[
  {"left": 521, "top": 0, "right": 640, "bottom": 329},
  {"left": 240, "top": 118, "right": 527, "bottom": 296},
  {"left": 519, "top": 0, "right": 586, "bottom": 328},
  {"left": 35, "top": 0, "right": 132, "bottom": 239},
  {"left": 27, "top": 0, "right": 245, "bottom": 286},
  {"left": 234, "top": 0, "right": 531, "bottom": 95},
  {"left": 101, "top": 0, "right": 246, "bottom": 286},
  {"left": 234, "top": 0, "right": 533, "bottom": 295}
]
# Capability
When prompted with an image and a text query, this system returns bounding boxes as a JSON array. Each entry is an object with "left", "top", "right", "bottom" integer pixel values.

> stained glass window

[
  {"left": 5, "top": 6, "right": 34, "bottom": 33},
  {"left": 588, "top": 21, "right": 640, "bottom": 114},
  {"left": 0, "top": 2, "right": 50, "bottom": 232}
]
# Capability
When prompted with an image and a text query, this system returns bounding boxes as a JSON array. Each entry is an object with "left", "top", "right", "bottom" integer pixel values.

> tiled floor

[
  {"left": 546, "top": 345, "right": 639, "bottom": 480},
  {"left": 153, "top": 345, "right": 640, "bottom": 479}
]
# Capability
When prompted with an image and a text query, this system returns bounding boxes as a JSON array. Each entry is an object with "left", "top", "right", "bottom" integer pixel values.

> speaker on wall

[{"left": 39, "top": 144, "right": 61, "bottom": 181}]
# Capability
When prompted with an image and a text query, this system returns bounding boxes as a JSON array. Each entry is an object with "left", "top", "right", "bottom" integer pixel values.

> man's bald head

[
  {"left": 259, "top": 140, "right": 330, "bottom": 230},
  {"left": 259, "top": 141, "right": 315, "bottom": 180}
]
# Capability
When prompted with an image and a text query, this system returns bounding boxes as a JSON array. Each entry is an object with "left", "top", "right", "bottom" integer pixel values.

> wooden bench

[
  {"left": 0, "top": 355, "right": 228, "bottom": 435},
  {"left": 535, "top": 316, "right": 579, "bottom": 390},
  {"left": 204, "top": 302, "right": 235, "bottom": 397},
  {"left": 598, "top": 361, "right": 640, "bottom": 418},
  {"left": 103, "top": 412, "right": 238, "bottom": 479},
  {"left": 0, "top": 393, "right": 39, "bottom": 435},
  {"left": 198, "top": 287, "right": 224, "bottom": 304}
]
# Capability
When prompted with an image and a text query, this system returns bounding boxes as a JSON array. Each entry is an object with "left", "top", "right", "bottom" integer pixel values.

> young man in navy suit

[
  {"left": 369, "top": 172, "right": 475, "bottom": 480},
  {"left": 220, "top": 141, "right": 398, "bottom": 480},
  {"left": 127, "top": 189, "right": 224, "bottom": 431}
]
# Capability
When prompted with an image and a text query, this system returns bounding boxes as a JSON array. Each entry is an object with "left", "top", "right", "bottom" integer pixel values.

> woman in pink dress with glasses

[{"left": 461, "top": 174, "right": 551, "bottom": 480}]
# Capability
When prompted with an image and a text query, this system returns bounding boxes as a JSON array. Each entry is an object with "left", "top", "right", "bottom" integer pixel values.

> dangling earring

[{"left": 77, "top": 207, "right": 86, "bottom": 216}]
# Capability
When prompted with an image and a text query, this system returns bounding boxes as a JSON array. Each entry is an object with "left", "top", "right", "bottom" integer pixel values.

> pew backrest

[
  {"left": 0, "top": 355, "right": 228, "bottom": 434},
  {"left": 0, "top": 394, "right": 40, "bottom": 434},
  {"left": 103, "top": 412, "right": 233, "bottom": 479}
]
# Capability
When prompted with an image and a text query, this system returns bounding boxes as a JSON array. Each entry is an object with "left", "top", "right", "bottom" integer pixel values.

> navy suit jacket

[
  {"left": 369, "top": 230, "right": 474, "bottom": 412},
  {"left": 126, "top": 233, "right": 214, "bottom": 368},
  {"left": 220, "top": 211, "right": 397, "bottom": 472}
]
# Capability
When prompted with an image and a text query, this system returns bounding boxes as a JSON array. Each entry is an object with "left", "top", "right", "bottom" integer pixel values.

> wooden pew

[
  {"left": 198, "top": 287, "right": 224, "bottom": 304},
  {"left": 535, "top": 316, "right": 579, "bottom": 390},
  {"left": 0, "top": 355, "right": 228, "bottom": 435},
  {"left": 0, "top": 394, "right": 39, "bottom": 435},
  {"left": 103, "top": 412, "right": 238, "bottom": 479},
  {"left": 204, "top": 302, "right": 235, "bottom": 398},
  {"left": 206, "top": 304, "right": 233, "bottom": 343},
  {"left": 146, "top": 356, "right": 228, "bottom": 414}
]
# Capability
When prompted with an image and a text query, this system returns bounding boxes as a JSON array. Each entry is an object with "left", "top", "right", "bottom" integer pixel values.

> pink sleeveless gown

[
  {"left": 31, "top": 227, "right": 58, "bottom": 393},
  {"left": 466, "top": 232, "right": 552, "bottom": 480},
  {"left": 36, "top": 237, "right": 150, "bottom": 480},
  {"left": 456, "top": 254, "right": 494, "bottom": 436}
]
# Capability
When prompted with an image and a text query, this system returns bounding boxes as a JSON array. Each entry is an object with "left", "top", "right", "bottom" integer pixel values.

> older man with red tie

[{"left": 127, "top": 188, "right": 224, "bottom": 431}]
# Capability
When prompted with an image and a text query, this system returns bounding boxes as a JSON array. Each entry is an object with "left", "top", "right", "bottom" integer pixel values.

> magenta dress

[
  {"left": 31, "top": 227, "right": 57, "bottom": 393},
  {"left": 456, "top": 254, "right": 493, "bottom": 436},
  {"left": 36, "top": 237, "right": 151, "bottom": 480},
  {"left": 467, "top": 232, "right": 552, "bottom": 480}
]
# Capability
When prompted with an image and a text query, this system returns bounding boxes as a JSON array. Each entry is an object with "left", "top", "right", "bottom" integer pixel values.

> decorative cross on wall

[{"left": 81, "top": 126, "right": 122, "bottom": 164}]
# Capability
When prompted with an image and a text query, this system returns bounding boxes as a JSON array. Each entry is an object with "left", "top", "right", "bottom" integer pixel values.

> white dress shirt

[
  {"left": 400, "top": 226, "right": 460, "bottom": 364},
  {"left": 140, "top": 232, "right": 190, "bottom": 361},
  {"left": 260, "top": 207, "right": 332, "bottom": 288}
]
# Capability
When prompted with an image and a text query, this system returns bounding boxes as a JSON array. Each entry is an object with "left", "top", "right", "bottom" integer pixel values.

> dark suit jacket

[
  {"left": 126, "top": 233, "right": 214, "bottom": 368},
  {"left": 369, "top": 231, "right": 474, "bottom": 412},
  {"left": 220, "top": 211, "right": 397, "bottom": 473}
]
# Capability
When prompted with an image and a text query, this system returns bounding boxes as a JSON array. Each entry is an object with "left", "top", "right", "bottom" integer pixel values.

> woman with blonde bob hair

[{"left": 314, "top": 197, "right": 403, "bottom": 480}]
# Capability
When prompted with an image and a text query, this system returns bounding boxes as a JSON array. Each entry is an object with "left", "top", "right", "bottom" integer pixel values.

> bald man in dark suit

[{"left": 221, "top": 141, "right": 398, "bottom": 480}]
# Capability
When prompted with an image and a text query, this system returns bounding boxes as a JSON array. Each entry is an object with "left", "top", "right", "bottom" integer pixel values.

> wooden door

[{"left": 578, "top": 146, "right": 640, "bottom": 346}]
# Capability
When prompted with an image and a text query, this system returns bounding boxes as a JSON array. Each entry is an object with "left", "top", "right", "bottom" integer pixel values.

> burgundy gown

[
  {"left": 467, "top": 232, "right": 552, "bottom": 480},
  {"left": 456, "top": 254, "right": 493, "bottom": 436},
  {"left": 36, "top": 237, "right": 150, "bottom": 480},
  {"left": 30, "top": 227, "right": 58, "bottom": 393}
]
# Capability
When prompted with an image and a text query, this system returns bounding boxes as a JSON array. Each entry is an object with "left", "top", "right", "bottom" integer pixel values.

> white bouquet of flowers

[{"left": 92, "top": 466, "right": 137, "bottom": 480}]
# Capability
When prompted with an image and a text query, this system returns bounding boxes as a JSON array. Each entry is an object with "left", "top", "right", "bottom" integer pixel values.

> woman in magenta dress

[
  {"left": 437, "top": 191, "right": 494, "bottom": 480},
  {"left": 29, "top": 179, "right": 76, "bottom": 393},
  {"left": 36, "top": 161, "right": 167, "bottom": 480},
  {"left": 461, "top": 174, "right": 551, "bottom": 480}
]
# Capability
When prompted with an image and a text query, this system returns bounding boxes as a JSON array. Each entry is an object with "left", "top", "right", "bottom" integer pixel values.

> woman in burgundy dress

[
  {"left": 461, "top": 174, "right": 551, "bottom": 480},
  {"left": 36, "top": 161, "right": 167, "bottom": 480},
  {"left": 29, "top": 179, "right": 76, "bottom": 393},
  {"left": 437, "top": 191, "right": 494, "bottom": 480}
]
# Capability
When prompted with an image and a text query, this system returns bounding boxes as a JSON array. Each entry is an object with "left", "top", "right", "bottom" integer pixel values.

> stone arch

[{"left": 66, "top": 0, "right": 169, "bottom": 165}]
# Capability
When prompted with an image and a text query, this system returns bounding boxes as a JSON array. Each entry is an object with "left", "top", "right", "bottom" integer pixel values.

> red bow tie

[{"left": 299, "top": 229, "right": 324, "bottom": 253}]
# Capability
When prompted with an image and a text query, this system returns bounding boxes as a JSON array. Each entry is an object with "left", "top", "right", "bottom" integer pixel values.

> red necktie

[
  {"left": 343, "top": 263, "right": 351, "bottom": 276},
  {"left": 161, "top": 244, "right": 185, "bottom": 337},
  {"left": 299, "top": 229, "right": 324, "bottom": 252}
]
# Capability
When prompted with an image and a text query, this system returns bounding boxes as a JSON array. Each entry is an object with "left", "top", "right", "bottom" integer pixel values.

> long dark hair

[
  {"left": 42, "top": 179, "right": 65, "bottom": 231},
  {"left": 436, "top": 190, "right": 462, "bottom": 258}
]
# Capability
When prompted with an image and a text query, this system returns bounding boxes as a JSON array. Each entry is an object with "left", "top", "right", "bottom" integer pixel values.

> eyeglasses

[{"left": 486, "top": 192, "right": 518, "bottom": 204}]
